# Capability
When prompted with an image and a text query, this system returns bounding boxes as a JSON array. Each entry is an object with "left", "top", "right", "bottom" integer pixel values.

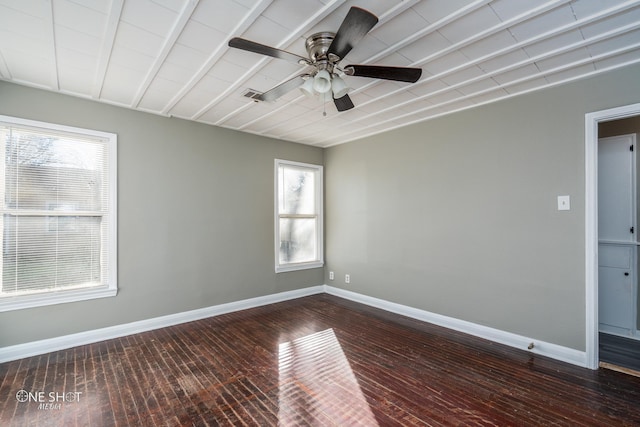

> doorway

[
  {"left": 598, "top": 126, "right": 640, "bottom": 373},
  {"left": 598, "top": 132, "right": 637, "bottom": 338},
  {"left": 585, "top": 102, "right": 640, "bottom": 370}
]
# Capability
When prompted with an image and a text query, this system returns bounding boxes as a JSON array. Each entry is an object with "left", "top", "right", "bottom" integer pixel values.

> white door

[
  {"left": 598, "top": 134, "right": 637, "bottom": 336},
  {"left": 598, "top": 135, "right": 635, "bottom": 242}
]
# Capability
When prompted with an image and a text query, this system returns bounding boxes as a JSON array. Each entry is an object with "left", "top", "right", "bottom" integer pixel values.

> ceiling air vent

[{"left": 242, "top": 89, "right": 263, "bottom": 102}]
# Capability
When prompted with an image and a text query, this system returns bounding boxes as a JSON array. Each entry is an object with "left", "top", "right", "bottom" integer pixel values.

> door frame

[{"left": 585, "top": 102, "right": 640, "bottom": 369}]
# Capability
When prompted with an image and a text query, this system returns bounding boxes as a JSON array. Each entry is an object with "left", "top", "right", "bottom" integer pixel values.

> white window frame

[
  {"left": 275, "top": 159, "right": 323, "bottom": 273},
  {"left": 0, "top": 115, "right": 117, "bottom": 312}
]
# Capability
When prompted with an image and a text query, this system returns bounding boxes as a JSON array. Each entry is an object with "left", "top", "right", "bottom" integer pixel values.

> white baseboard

[
  {"left": 324, "top": 285, "right": 587, "bottom": 368},
  {"left": 1, "top": 284, "right": 587, "bottom": 368},
  {"left": 0, "top": 286, "right": 324, "bottom": 364}
]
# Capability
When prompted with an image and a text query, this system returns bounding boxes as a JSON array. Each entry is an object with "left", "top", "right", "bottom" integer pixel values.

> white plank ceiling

[{"left": 1, "top": 0, "right": 639, "bottom": 147}]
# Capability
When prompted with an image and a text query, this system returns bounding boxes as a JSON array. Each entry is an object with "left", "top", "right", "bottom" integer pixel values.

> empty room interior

[{"left": 1, "top": 0, "right": 640, "bottom": 425}]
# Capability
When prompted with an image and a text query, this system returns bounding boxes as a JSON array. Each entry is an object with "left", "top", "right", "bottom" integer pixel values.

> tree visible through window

[
  {"left": 0, "top": 116, "right": 117, "bottom": 311},
  {"left": 275, "top": 160, "right": 323, "bottom": 272}
]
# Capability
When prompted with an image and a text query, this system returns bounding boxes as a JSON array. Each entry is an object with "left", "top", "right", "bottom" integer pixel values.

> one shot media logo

[{"left": 16, "top": 389, "right": 82, "bottom": 410}]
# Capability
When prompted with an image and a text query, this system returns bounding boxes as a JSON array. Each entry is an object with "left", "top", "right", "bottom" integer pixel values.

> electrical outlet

[
  {"left": 345, "top": 274, "right": 350, "bottom": 284},
  {"left": 329, "top": 271, "right": 334, "bottom": 280}
]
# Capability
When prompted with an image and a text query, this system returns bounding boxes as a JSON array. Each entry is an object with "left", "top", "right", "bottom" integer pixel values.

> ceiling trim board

[
  {"left": 368, "top": 0, "right": 494, "bottom": 66},
  {"left": 293, "top": 0, "right": 636, "bottom": 145},
  {"left": 92, "top": 0, "right": 124, "bottom": 99},
  {"left": 308, "top": 17, "right": 640, "bottom": 145},
  {"left": 45, "top": 0, "right": 59, "bottom": 91},
  {"left": 422, "top": 21, "right": 640, "bottom": 112},
  {"left": 345, "top": 0, "right": 569, "bottom": 95},
  {"left": 230, "top": 93, "right": 293, "bottom": 131},
  {"left": 334, "top": 57, "right": 640, "bottom": 147},
  {"left": 327, "top": 42, "right": 640, "bottom": 145},
  {"left": 200, "top": 0, "right": 347, "bottom": 124},
  {"left": 414, "top": 0, "right": 640, "bottom": 91},
  {"left": 130, "top": 0, "right": 200, "bottom": 108},
  {"left": 289, "top": 0, "right": 571, "bottom": 143},
  {"left": 60, "top": 88, "right": 139, "bottom": 110},
  {"left": 211, "top": 98, "right": 256, "bottom": 125},
  {"left": 198, "top": 115, "right": 297, "bottom": 143},
  {"left": 160, "top": 0, "right": 274, "bottom": 116},
  {"left": 374, "top": 0, "right": 422, "bottom": 25}
]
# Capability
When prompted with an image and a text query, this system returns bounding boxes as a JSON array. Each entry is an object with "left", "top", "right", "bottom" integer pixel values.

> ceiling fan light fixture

[
  {"left": 331, "top": 74, "right": 349, "bottom": 98},
  {"left": 299, "top": 77, "right": 315, "bottom": 98},
  {"left": 313, "top": 69, "right": 332, "bottom": 94}
]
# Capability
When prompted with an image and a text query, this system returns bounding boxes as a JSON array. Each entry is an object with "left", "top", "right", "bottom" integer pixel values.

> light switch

[{"left": 557, "top": 195, "right": 570, "bottom": 211}]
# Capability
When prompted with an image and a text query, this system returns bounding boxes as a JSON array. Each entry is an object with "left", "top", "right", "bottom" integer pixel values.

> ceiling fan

[{"left": 228, "top": 6, "right": 422, "bottom": 112}]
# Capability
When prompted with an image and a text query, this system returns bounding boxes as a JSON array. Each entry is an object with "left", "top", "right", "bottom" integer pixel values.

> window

[
  {"left": 275, "top": 159, "right": 323, "bottom": 273},
  {"left": 0, "top": 115, "right": 117, "bottom": 311}
]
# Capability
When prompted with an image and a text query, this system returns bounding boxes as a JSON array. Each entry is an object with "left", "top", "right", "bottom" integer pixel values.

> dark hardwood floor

[
  {"left": 600, "top": 332, "right": 640, "bottom": 373},
  {"left": 2, "top": 294, "right": 640, "bottom": 426}
]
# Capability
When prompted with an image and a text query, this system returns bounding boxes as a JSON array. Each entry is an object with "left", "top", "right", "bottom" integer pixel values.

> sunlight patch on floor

[{"left": 278, "top": 328, "right": 378, "bottom": 426}]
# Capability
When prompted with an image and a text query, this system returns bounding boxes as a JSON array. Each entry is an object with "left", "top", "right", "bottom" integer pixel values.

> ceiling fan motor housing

[{"left": 305, "top": 32, "right": 336, "bottom": 63}]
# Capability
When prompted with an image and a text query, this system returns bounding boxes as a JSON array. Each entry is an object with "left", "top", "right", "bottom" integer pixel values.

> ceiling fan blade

[
  {"left": 256, "top": 75, "right": 307, "bottom": 102},
  {"left": 327, "top": 7, "right": 378, "bottom": 60},
  {"left": 333, "top": 94, "right": 354, "bottom": 112},
  {"left": 228, "top": 38, "right": 309, "bottom": 65},
  {"left": 345, "top": 65, "right": 422, "bottom": 83}
]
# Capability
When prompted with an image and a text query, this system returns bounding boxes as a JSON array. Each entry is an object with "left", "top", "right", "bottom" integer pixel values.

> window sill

[
  {"left": 0, "top": 286, "right": 117, "bottom": 312},
  {"left": 275, "top": 261, "right": 324, "bottom": 273}
]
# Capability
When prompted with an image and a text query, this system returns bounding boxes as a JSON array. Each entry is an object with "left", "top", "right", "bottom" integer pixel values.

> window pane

[
  {"left": 278, "top": 166, "right": 316, "bottom": 215},
  {"left": 279, "top": 218, "right": 317, "bottom": 264},
  {"left": 2, "top": 215, "right": 101, "bottom": 294},
  {"left": 4, "top": 128, "right": 105, "bottom": 211}
]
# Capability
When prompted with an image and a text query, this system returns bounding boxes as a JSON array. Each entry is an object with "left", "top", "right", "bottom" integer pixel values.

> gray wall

[
  {"left": 324, "top": 63, "right": 640, "bottom": 352},
  {"left": 0, "top": 81, "right": 324, "bottom": 347}
]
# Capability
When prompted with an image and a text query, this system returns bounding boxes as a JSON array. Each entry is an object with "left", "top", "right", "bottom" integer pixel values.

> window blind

[{"left": 0, "top": 123, "right": 111, "bottom": 296}]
